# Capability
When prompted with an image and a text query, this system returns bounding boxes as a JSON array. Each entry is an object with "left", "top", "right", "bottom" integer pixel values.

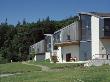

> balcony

[{"left": 54, "top": 40, "right": 80, "bottom": 47}]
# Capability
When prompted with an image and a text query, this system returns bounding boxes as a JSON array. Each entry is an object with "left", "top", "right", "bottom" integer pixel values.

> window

[
  {"left": 66, "top": 53, "right": 71, "bottom": 62},
  {"left": 54, "top": 31, "right": 61, "bottom": 43},
  {"left": 102, "top": 55, "right": 104, "bottom": 58},
  {"left": 104, "top": 18, "right": 110, "bottom": 36},
  {"left": 80, "top": 15, "right": 91, "bottom": 41},
  {"left": 67, "top": 34, "right": 70, "bottom": 40},
  {"left": 37, "top": 48, "right": 39, "bottom": 53},
  {"left": 105, "top": 26, "right": 110, "bottom": 30},
  {"left": 54, "top": 46, "right": 58, "bottom": 50}
]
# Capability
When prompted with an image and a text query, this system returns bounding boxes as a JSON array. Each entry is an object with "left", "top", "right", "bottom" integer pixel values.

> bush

[
  {"left": 0, "top": 56, "right": 8, "bottom": 64},
  {"left": 51, "top": 56, "right": 58, "bottom": 63},
  {"left": 44, "top": 59, "right": 50, "bottom": 62}
]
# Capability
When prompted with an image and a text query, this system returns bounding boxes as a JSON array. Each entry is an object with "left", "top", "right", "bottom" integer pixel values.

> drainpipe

[
  {"left": 106, "top": 50, "right": 109, "bottom": 60},
  {"left": 51, "top": 35, "right": 53, "bottom": 56}
]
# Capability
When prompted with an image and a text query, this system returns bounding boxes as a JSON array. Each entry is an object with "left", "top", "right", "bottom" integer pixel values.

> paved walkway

[{"left": 22, "top": 62, "right": 50, "bottom": 71}]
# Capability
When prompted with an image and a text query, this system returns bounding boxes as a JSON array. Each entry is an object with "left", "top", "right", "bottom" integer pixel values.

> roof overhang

[
  {"left": 102, "top": 17, "right": 110, "bottom": 18},
  {"left": 78, "top": 12, "right": 100, "bottom": 18},
  {"left": 78, "top": 12, "right": 110, "bottom": 18},
  {"left": 100, "top": 36, "right": 110, "bottom": 39}
]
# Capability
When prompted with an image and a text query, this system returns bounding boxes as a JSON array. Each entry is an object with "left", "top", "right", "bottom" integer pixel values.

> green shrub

[
  {"left": 0, "top": 56, "right": 8, "bottom": 64},
  {"left": 102, "top": 63, "right": 109, "bottom": 66},
  {"left": 51, "top": 56, "right": 58, "bottom": 63},
  {"left": 44, "top": 59, "right": 50, "bottom": 62}
]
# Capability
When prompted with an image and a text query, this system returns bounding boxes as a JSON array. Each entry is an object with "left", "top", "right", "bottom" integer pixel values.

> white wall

[
  {"left": 61, "top": 45, "right": 79, "bottom": 62},
  {"left": 34, "top": 55, "right": 45, "bottom": 61},
  {"left": 30, "top": 40, "right": 46, "bottom": 54},
  {"left": 61, "top": 22, "right": 79, "bottom": 42},
  {"left": 53, "top": 22, "right": 79, "bottom": 63},
  {"left": 34, "top": 55, "right": 37, "bottom": 61},
  {"left": 99, "top": 39, "right": 110, "bottom": 59},
  {"left": 56, "top": 47, "right": 62, "bottom": 63},
  {"left": 53, "top": 22, "right": 79, "bottom": 44},
  {"left": 35, "top": 40, "right": 45, "bottom": 53},
  {"left": 45, "top": 47, "right": 62, "bottom": 62},
  {"left": 91, "top": 16, "right": 100, "bottom": 59},
  {"left": 36, "top": 55, "right": 45, "bottom": 61},
  {"left": 45, "top": 52, "right": 51, "bottom": 60}
]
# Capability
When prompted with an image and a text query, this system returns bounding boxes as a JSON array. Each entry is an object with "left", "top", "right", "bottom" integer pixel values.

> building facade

[
  {"left": 79, "top": 12, "right": 110, "bottom": 60},
  {"left": 30, "top": 12, "right": 110, "bottom": 63},
  {"left": 53, "top": 22, "right": 80, "bottom": 63},
  {"left": 29, "top": 40, "right": 46, "bottom": 61},
  {"left": 53, "top": 12, "right": 110, "bottom": 63}
]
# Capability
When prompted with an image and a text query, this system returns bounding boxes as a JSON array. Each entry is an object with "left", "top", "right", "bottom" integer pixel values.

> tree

[{"left": 0, "top": 16, "right": 79, "bottom": 63}]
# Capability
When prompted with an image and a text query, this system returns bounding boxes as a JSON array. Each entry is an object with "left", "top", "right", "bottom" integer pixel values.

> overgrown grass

[
  {"left": 0, "top": 61, "right": 110, "bottom": 82},
  {"left": 0, "top": 62, "right": 41, "bottom": 74},
  {"left": 28, "top": 60, "right": 84, "bottom": 69}
]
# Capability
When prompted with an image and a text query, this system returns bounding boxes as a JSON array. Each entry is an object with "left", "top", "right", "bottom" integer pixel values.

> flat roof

[
  {"left": 54, "top": 21, "right": 78, "bottom": 34},
  {"left": 79, "top": 12, "right": 110, "bottom": 18}
]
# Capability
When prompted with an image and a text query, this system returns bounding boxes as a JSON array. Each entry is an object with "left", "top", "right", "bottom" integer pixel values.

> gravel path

[
  {"left": 22, "top": 62, "right": 50, "bottom": 71},
  {"left": 0, "top": 73, "right": 22, "bottom": 77},
  {"left": 0, "top": 74, "right": 14, "bottom": 77}
]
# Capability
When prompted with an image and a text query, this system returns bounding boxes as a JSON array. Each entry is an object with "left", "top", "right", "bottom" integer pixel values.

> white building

[
  {"left": 79, "top": 12, "right": 110, "bottom": 60},
  {"left": 52, "top": 12, "right": 110, "bottom": 63},
  {"left": 30, "top": 12, "right": 110, "bottom": 63}
]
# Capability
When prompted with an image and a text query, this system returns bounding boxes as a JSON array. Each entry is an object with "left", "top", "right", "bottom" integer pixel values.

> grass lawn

[
  {"left": 0, "top": 62, "right": 41, "bottom": 74},
  {"left": 28, "top": 60, "right": 84, "bottom": 69},
  {"left": 0, "top": 61, "right": 110, "bottom": 82}
]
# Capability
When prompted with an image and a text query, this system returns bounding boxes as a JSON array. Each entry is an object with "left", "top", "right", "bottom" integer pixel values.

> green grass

[
  {"left": 0, "top": 61, "right": 110, "bottom": 82},
  {"left": 0, "top": 62, "right": 41, "bottom": 74},
  {"left": 28, "top": 60, "right": 84, "bottom": 69}
]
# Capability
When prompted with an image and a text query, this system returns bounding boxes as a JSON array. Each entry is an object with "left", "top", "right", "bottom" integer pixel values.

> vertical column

[{"left": 91, "top": 16, "right": 100, "bottom": 59}]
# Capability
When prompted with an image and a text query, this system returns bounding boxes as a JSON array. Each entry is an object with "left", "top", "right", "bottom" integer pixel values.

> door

[
  {"left": 66, "top": 53, "right": 71, "bottom": 62},
  {"left": 106, "top": 54, "right": 109, "bottom": 60}
]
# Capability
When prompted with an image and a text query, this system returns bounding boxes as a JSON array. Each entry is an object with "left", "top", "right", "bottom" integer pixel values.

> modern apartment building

[
  {"left": 52, "top": 12, "right": 110, "bottom": 63},
  {"left": 30, "top": 12, "right": 110, "bottom": 63}
]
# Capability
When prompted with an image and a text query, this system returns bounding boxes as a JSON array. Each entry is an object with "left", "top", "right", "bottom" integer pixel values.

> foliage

[
  {"left": 44, "top": 59, "right": 50, "bottom": 62},
  {"left": 51, "top": 55, "right": 58, "bottom": 63},
  {"left": 0, "top": 16, "right": 79, "bottom": 63}
]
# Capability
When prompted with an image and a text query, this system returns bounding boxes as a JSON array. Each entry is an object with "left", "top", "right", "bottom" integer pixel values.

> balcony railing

[{"left": 95, "top": 54, "right": 110, "bottom": 60}]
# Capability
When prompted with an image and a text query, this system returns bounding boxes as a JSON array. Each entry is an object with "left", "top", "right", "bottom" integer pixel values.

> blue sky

[{"left": 0, "top": 0, "right": 110, "bottom": 25}]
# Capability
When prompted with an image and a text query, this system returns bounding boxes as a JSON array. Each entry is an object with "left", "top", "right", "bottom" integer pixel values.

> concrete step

[{"left": 84, "top": 59, "right": 110, "bottom": 66}]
